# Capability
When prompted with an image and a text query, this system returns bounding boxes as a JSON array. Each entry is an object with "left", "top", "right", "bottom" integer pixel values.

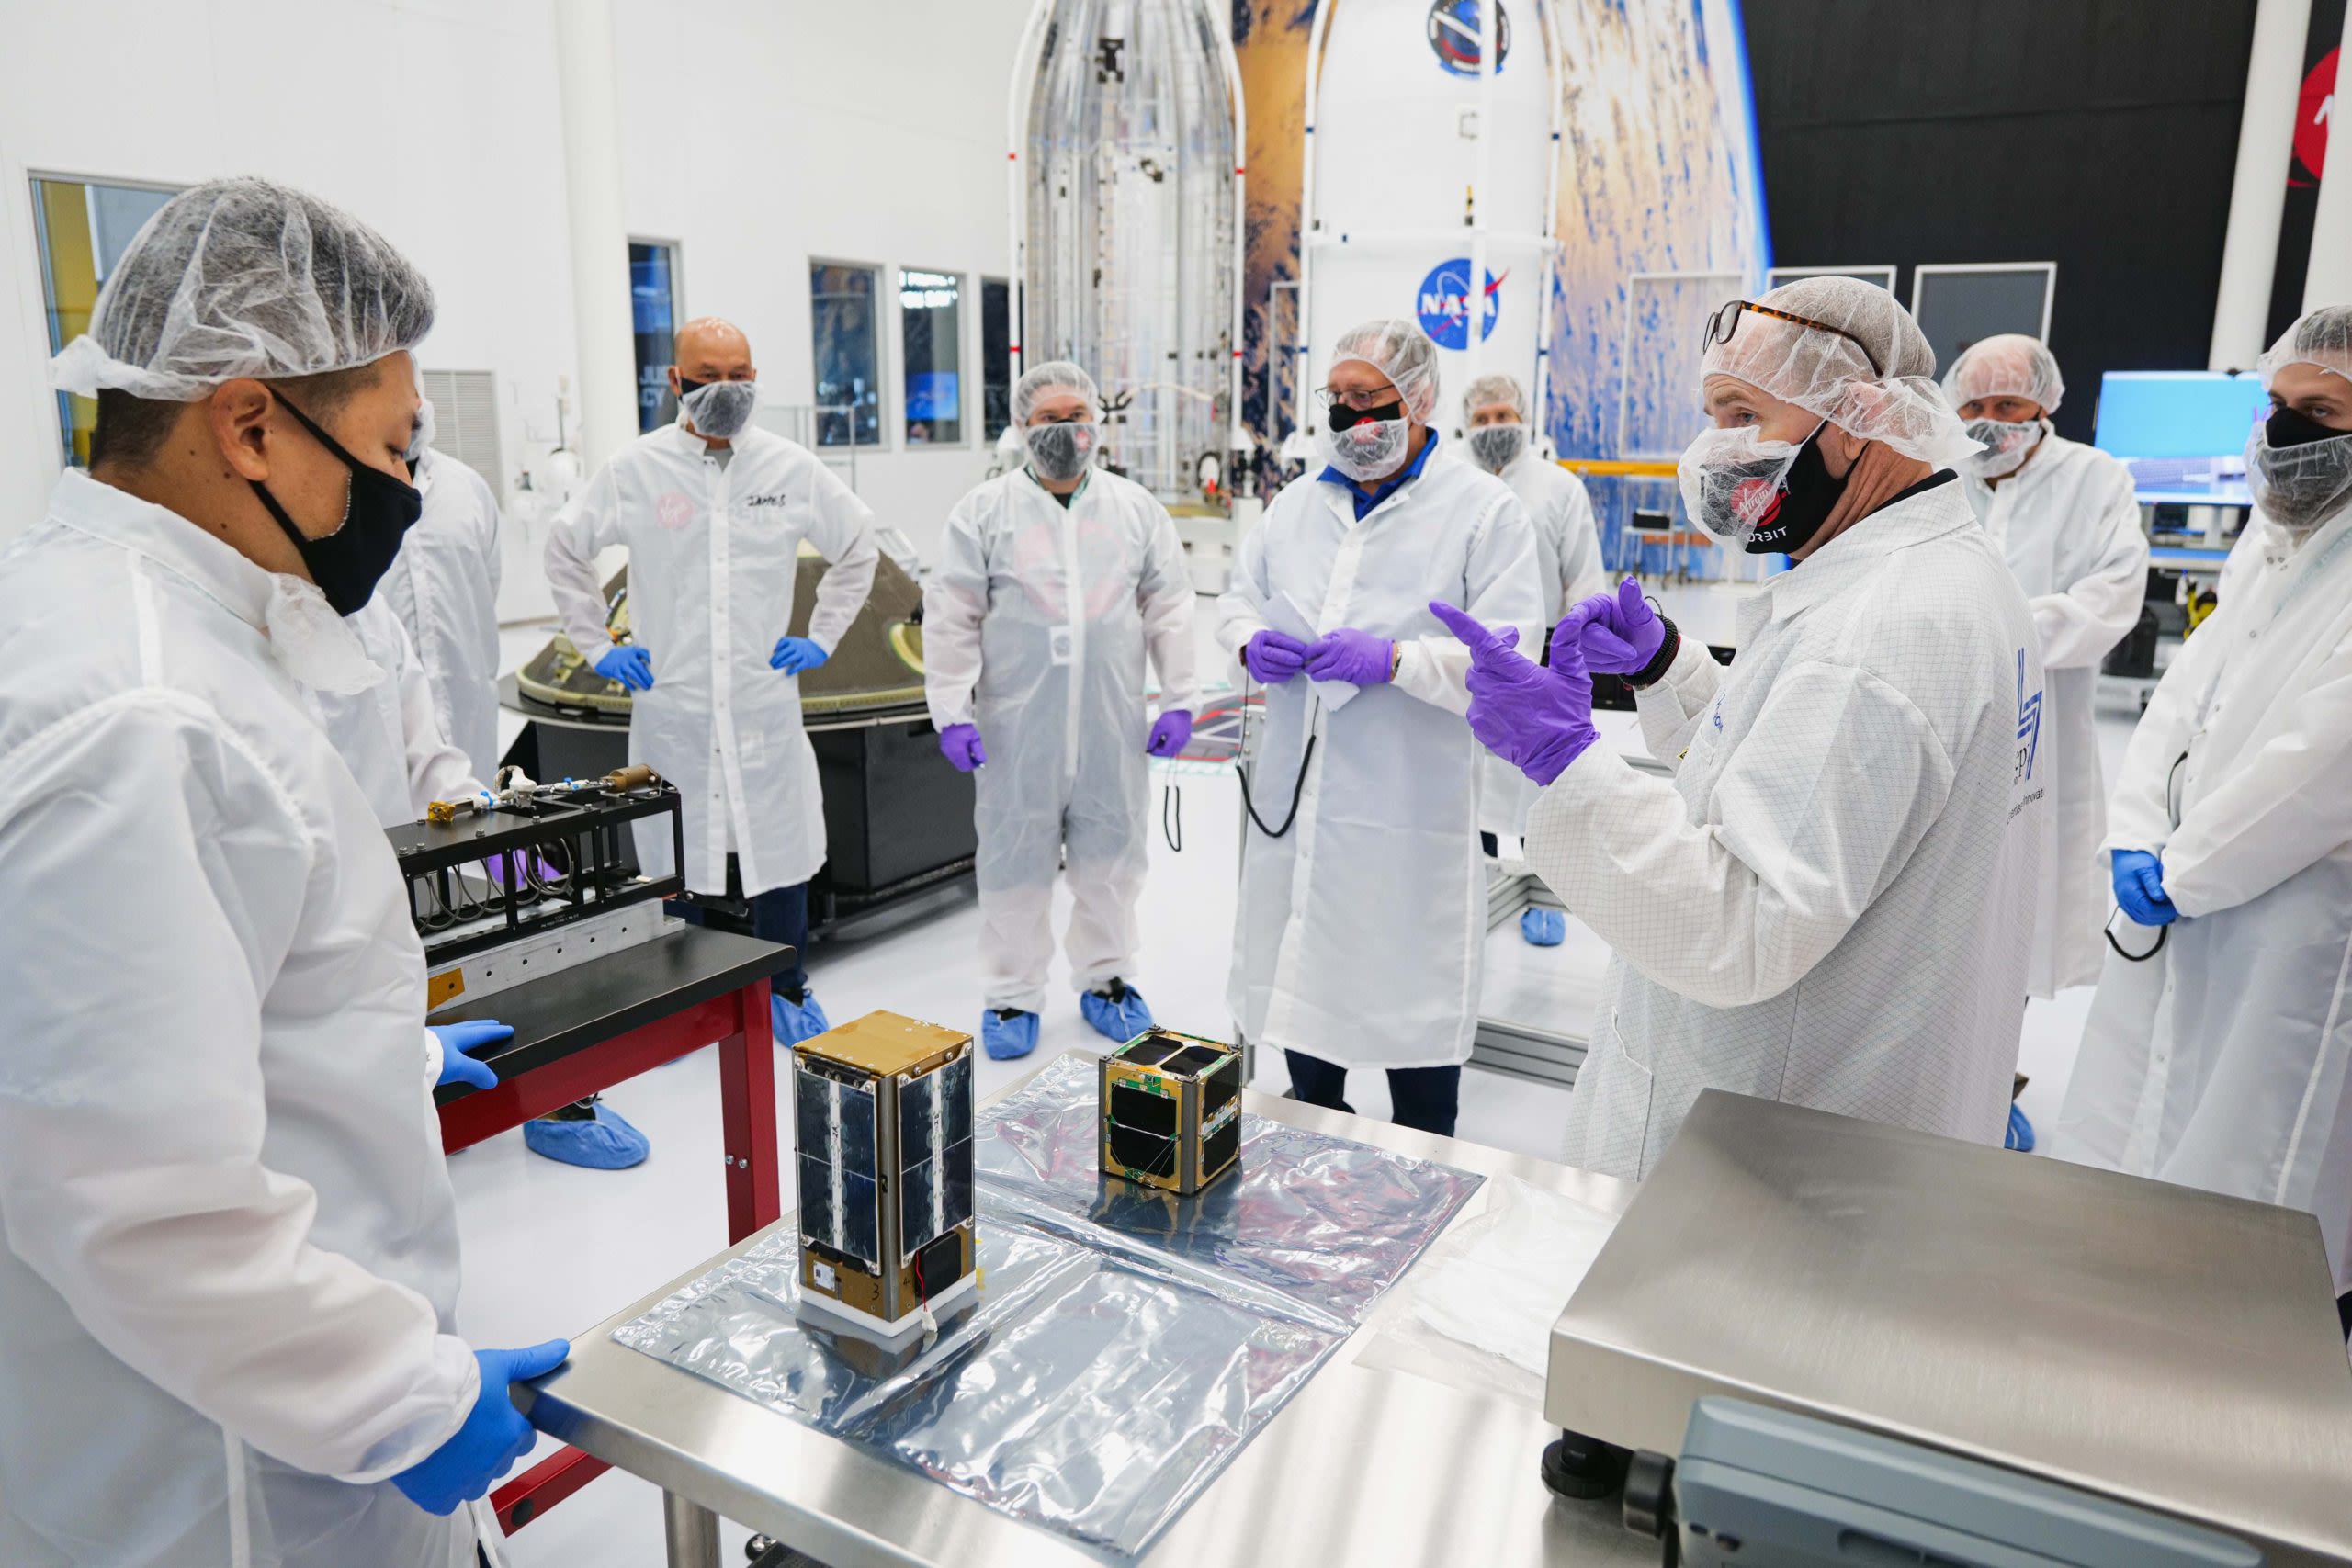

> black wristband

[{"left": 1627, "top": 618, "right": 1681, "bottom": 690}]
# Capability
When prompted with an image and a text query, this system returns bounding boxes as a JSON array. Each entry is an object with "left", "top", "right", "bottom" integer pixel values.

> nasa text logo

[
  {"left": 1416, "top": 257, "right": 1505, "bottom": 350},
  {"left": 1426, "top": 0, "right": 1510, "bottom": 77}
]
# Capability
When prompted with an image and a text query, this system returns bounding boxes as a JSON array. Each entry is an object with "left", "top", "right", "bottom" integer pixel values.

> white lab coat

[
  {"left": 1961, "top": 434, "right": 2148, "bottom": 996},
  {"left": 1218, "top": 440, "right": 1544, "bottom": 1068},
  {"left": 545, "top": 422, "right": 879, "bottom": 896},
  {"left": 381, "top": 449, "right": 503, "bottom": 780},
  {"left": 2052, "top": 505, "right": 2352, "bottom": 1292},
  {"left": 315, "top": 596, "right": 482, "bottom": 827},
  {"left": 923, "top": 468, "right": 1200, "bottom": 1011},
  {"left": 1480, "top": 448, "right": 1608, "bottom": 837},
  {"left": 0, "top": 470, "right": 481, "bottom": 1568},
  {"left": 1524, "top": 479, "right": 2046, "bottom": 1180}
]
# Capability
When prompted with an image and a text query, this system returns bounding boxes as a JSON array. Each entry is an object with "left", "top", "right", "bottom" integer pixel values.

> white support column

[
  {"left": 554, "top": 0, "right": 639, "bottom": 472},
  {"left": 2302, "top": 3, "right": 2352, "bottom": 315},
  {"left": 2211, "top": 0, "right": 2312, "bottom": 367}
]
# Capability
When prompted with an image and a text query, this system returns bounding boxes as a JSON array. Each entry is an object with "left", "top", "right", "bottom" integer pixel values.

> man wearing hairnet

[
  {"left": 385, "top": 395, "right": 505, "bottom": 781},
  {"left": 1943, "top": 336, "right": 2147, "bottom": 1001},
  {"left": 923, "top": 363, "right": 1200, "bottom": 1060},
  {"left": 2052, "top": 305, "right": 2352, "bottom": 1327},
  {"left": 1459, "top": 371, "right": 1607, "bottom": 945},
  {"left": 1218, "top": 320, "right": 1542, "bottom": 1136},
  {"left": 545, "top": 317, "right": 879, "bottom": 1060},
  {"left": 0, "top": 177, "right": 563, "bottom": 1567},
  {"left": 1432, "top": 276, "right": 2045, "bottom": 1181}
]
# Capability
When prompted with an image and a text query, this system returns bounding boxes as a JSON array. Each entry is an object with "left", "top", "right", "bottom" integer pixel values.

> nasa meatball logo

[
  {"left": 1427, "top": 0, "right": 1509, "bottom": 77},
  {"left": 1416, "top": 257, "right": 1504, "bottom": 350},
  {"left": 656, "top": 491, "right": 694, "bottom": 530}
]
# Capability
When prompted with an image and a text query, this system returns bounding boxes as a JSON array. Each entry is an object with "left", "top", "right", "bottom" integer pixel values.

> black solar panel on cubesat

[{"left": 795, "top": 1063, "right": 881, "bottom": 1269}]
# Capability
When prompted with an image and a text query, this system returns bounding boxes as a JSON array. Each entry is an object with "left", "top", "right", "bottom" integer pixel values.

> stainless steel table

[
  {"left": 1548, "top": 1090, "right": 2352, "bottom": 1567},
  {"left": 517, "top": 1052, "right": 1650, "bottom": 1566}
]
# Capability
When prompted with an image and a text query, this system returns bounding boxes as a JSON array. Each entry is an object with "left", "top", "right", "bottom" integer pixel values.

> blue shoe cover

[
  {"left": 983, "top": 1008, "right": 1040, "bottom": 1061},
  {"left": 1520, "top": 908, "right": 1567, "bottom": 946},
  {"left": 1079, "top": 980, "right": 1155, "bottom": 1043},
  {"left": 772, "top": 987, "right": 831, "bottom": 1047},
  {"left": 2005, "top": 1103, "right": 2036, "bottom": 1153},
  {"left": 523, "top": 1101, "right": 650, "bottom": 1169}
]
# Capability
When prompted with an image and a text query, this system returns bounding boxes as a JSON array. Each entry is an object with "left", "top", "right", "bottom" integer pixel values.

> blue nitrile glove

[
  {"left": 429, "top": 1020, "right": 513, "bottom": 1090},
  {"left": 594, "top": 645, "right": 654, "bottom": 691},
  {"left": 2111, "top": 849, "right": 2177, "bottom": 927},
  {"left": 769, "top": 636, "right": 829, "bottom": 674},
  {"left": 1304, "top": 626, "right": 1395, "bottom": 685},
  {"left": 390, "top": 1339, "right": 571, "bottom": 1515},
  {"left": 1429, "top": 601, "right": 1597, "bottom": 786}
]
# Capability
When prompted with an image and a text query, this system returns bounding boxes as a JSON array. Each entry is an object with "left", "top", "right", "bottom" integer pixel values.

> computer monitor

[
  {"left": 2092, "top": 371, "right": 2267, "bottom": 460},
  {"left": 1764, "top": 265, "right": 1896, "bottom": 293},
  {"left": 1911, "top": 263, "right": 2055, "bottom": 376}
]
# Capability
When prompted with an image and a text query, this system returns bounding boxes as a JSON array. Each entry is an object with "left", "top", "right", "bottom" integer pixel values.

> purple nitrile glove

[
  {"left": 2110, "top": 849, "right": 2177, "bottom": 927},
  {"left": 1243, "top": 628, "right": 1310, "bottom": 683},
  {"left": 939, "top": 722, "right": 988, "bottom": 772},
  {"left": 1304, "top": 626, "right": 1395, "bottom": 686},
  {"left": 1146, "top": 709, "right": 1193, "bottom": 757},
  {"left": 1563, "top": 577, "right": 1667, "bottom": 675},
  {"left": 1428, "top": 601, "right": 1597, "bottom": 785}
]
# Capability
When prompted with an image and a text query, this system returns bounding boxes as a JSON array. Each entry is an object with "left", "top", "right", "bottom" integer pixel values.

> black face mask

[
  {"left": 2267, "top": 403, "right": 2343, "bottom": 449},
  {"left": 1744, "top": 423, "right": 1851, "bottom": 556},
  {"left": 248, "top": 389, "right": 422, "bottom": 615},
  {"left": 1328, "top": 399, "right": 1405, "bottom": 431}
]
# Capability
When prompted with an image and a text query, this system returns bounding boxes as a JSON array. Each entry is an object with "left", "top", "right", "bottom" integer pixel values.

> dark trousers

[
  {"left": 675, "top": 874, "right": 810, "bottom": 1000},
  {"left": 1285, "top": 1049, "right": 1462, "bottom": 1139}
]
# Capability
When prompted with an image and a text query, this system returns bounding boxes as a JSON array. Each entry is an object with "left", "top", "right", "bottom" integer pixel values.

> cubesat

[
  {"left": 794, "top": 1011, "right": 977, "bottom": 1336},
  {"left": 1099, "top": 1029, "right": 1244, "bottom": 1195}
]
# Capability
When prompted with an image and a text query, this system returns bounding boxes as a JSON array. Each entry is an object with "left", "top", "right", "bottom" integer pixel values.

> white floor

[{"left": 465, "top": 618, "right": 2137, "bottom": 1564}]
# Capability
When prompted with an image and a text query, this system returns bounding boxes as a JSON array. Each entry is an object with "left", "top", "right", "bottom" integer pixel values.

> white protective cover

[
  {"left": 1217, "top": 444, "right": 1542, "bottom": 1068},
  {"left": 2053, "top": 500, "right": 2352, "bottom": 1292},
  {"left": 1524, "top": 479, "right": 2045, "bottom": 1179},
  {"left": 0, "top": 469, "right": 481, "bottom": 1567},
  {"left": 544, "top": 422, "right": 879, "bottom": 897},
  {"left": 922, "top": 467, "right": 1200, "bottom": 1013}
]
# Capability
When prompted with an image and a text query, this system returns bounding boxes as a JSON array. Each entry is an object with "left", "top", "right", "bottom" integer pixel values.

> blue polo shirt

[{"left": 1320, "top": 428, "right": 1440, "bottom": 521}]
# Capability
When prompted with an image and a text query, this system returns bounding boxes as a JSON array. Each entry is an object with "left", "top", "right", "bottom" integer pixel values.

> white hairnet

[
  {"left": 1701, "top": 276, "right": 1974, "bottom": 468},
  {"left": 1942, "top": 333, "right": 2065, "bottom": 413},
  {"left": 51, "top": 177, "right": 435, "bottom": 402},
  {"left": 2257, "top": 305, "right": 2352, "bottom": 389},
  {"left": 1012, "top": 360, "right": 1099, "bottom": 423},
  {"left": 1330, "top": 318, "right": 1442, "bottom": 422},
  {"left": 1463, "top": 372, "right": 1528, "bottom": 420}
]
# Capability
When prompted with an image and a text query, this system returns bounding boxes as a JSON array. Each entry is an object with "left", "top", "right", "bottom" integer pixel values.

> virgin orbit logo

[{"left": 1416, "top": 257, "right": 1505, "bottom": 350}]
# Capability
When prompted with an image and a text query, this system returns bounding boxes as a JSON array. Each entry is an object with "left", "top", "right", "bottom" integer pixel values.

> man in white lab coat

[
  {"left": 545, "top": 317, "right": 879, "bottom": 1047},
  {"left": 2052, "top": 306, "right": 2352, "bottom": 1328},
  {"left": 1435, "top": 276, "right": 2044, "bottom": 1182},
  {"left": 1218, "top": 319, "right": 1543, "bottom": 1137},
  {"left": 1459, "top": 371, "right": 1607, "bottom": 946},
  {"left": 382, "top": 402, "right": 505, "bottom": 780},
  {"left": 0, "top": 176, "right": 560, "bottom": 1568},
  {"left": 1943, "top": 335, "right": 2148, "bottom": 998}
]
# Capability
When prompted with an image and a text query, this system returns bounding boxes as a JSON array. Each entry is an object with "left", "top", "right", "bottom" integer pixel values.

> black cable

[
  {"left": 1162, "top": 783, "right": 1183, "bottom": 852},
  {"left": 1235, "top": 733, "right": 1317, "bottom": 839},
  {"left": 2105, "top": 916, "right": 2169, "bottom": 963}
]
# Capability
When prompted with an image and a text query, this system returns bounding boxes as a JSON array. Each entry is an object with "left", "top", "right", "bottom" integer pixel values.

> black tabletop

[{"left": 431, "top": 925, "right": 790, "bottom": 1107}]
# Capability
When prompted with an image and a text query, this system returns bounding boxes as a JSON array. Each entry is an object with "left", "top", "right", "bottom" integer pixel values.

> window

[
  {"left": 981, "top": 277, "right": 1012, "bottom": 440},
  {"left": 31, "top": 175, "right": 179, "bottom": 468},
  {"left": 810, "top": 262, "right": 882, "bottom": 447},
  {"left": 899, "top": 268, "right": 964, "bottom": 446},
  {"left": 630, "top": 240, "right": 681, "bottom": 433}
]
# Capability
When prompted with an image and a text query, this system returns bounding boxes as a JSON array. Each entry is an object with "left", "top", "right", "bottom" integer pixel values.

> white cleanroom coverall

[
  {"left": 922, "top": 467, "right": 1200, "bottom": 1012},
  {"left": 1218, "top": 446, "right": 1544, "bottom": 1069},
  {"left": 316, "top": 594, "right": 481, "bottom": 827},
  {"left": 1524, "top": 479, "right": 2047, "bottom": 1180},
  {"left": 1960, "top": 433, "right": 2148, "bottom": 995},
  {"left": 382, "top": 447, "right": 503, "bottom": 780},
  {"left": 2053, "top": 507, "right": 2352, "bottom": 1292},
  {"left": 0, "top": 469, "right": 484, "bottom": 1567},
  {"left": 545, "top": 421, "right": 878, "bottom": 896}
]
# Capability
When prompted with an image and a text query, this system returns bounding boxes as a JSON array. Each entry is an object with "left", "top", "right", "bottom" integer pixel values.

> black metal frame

[{"left": 390, "top": 783, "right": 685, "bottom": 965}]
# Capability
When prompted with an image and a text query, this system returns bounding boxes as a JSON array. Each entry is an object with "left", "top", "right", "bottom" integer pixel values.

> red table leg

[{"left": 718, "top": 977, "right": 783, "bottom": 1242}]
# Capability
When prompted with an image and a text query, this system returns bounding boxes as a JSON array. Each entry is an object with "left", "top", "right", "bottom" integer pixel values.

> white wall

[{"left": 0, "top": 0, "right": 1027, "bottom": 604}]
